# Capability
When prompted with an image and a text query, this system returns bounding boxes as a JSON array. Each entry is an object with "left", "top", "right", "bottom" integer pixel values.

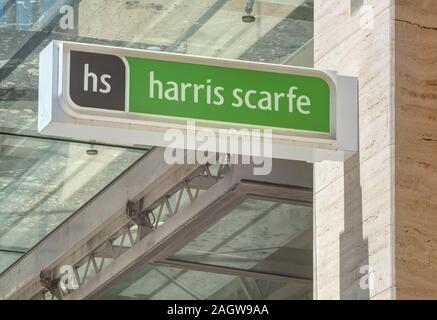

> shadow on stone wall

[{"left": 340, "top": 153, "right": 370, "bottom": 300}]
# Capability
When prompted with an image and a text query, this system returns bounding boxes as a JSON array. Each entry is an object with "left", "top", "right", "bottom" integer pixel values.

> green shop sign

[
  {"left": 128, "top": 58, "right": 331, "bottom": 133},
  {"left": 66, "top": 46, "right": 333, "bottom": 135},
  {"left": 39, "top": 41, "right": 358, "bottom": 162}
]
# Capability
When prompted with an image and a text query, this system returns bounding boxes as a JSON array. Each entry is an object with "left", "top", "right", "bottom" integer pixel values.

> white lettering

[
  {"left": 99, "top": 74, "right": 112, "bottom": 94},
  {"left": 83, "top": 64, "right": 97, "bottom": 92},
  {"left": 59, "top": 5, "right": 74, "bottom": 30}
]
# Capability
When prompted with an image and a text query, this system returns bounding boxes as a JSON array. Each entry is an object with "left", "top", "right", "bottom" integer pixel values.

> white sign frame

[{"left": 38, "top": 41, "right": 358, "bottom": 162}]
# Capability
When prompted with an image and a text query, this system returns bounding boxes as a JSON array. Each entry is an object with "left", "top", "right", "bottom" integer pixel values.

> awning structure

[
  {"left": 0, "top": 0, "right": 315, "bottom": 300},
  {"left": 0, "top": 148, "right": 313, "bottom": 300}
]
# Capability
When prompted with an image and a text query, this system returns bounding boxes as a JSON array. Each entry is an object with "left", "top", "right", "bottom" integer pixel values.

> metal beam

[
  {"left": 1, "top": 157, "right": 312, "bottom": 300},
  {"left": 169, "top": 246, "right": 312, "bottom": 279},
  {"left": 0, "top": 148, "right": 205, "bottom": 299},
  {"left": 64, "top": 168, "right": 248, "bottom": 299},
  {"left": 153, "top": 259, "right": 311, "bottom": 285},
  {"left": 62, "top": 160, "right": 312, "bottom": 300}
]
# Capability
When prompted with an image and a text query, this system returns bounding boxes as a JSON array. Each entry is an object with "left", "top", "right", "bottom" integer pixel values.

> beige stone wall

[
  {"left": 395, "top": 0, "right": 437, "bottom": 300},
  {"left": 314, "top": 0, "right": 437, "bottom": 300},
  {"left": 313, "top": 0, "right": 396, "bottom": 299}
]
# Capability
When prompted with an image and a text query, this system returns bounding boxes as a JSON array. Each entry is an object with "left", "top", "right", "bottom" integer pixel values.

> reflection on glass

[
  {"left": 0, "top": 0, "right": 314, "bottom": 284},
  {"left": 103, "top": 264, "right": 311, "bottom": 300},
  {"left": 0, "top": 251, "right": 22, "bottom": 274},
  {"left": 171, "top": 198, "right": 312, "bottom": 279},
  {"left": 0, "top": 0, "right": 313, "bottom": 135},
  {"left": 0, "top": 134, "right": 145, "bottom": 272}
]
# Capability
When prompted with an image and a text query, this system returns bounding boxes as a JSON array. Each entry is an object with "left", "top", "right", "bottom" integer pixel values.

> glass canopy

[
  {"left": 1, "top": 0, "right": 313, "bottom": 136},
  {"left": 103, "top": 264, "right": 312, "bottom": 300},
  {"left": 103, "top": 199, "right": 313, "bottom": 300},
  {"left": 0, "top": 0, "right": 314, "bottom": 297},
  {"left": 171, "top": 198, "right": 312, "bottom": 279},
  {"left": 0, "top": 133, "right": 144, "bottom": 273}
]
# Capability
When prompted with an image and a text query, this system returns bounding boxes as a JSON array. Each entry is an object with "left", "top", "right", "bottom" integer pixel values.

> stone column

[
  {"left": 395, "top": 0, "right": 437, "bottom": 300},
  {"left": 314, "top": 0, "right": 437, "bottom": 300},
  {"left": 313, "top": 0, "right": 395, "bottom": 300}
]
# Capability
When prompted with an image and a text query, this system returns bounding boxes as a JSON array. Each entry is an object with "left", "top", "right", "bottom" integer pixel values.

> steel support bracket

[
  {"left": 126, "top": 200, "right": 153, "bottom": 238},
  {"left": 39, "top": 270, "right": 61, "bottom": 299}
]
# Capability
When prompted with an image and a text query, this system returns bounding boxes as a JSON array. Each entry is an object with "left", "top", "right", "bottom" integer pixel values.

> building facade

[{"left": 0, "top": 0, "right": 436, "bottom": 300}]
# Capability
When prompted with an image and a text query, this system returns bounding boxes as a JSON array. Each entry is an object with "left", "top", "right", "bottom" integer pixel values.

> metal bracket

[
  {"left": 39, "top": 270, "right": 61, "bottom": 299},
  {"left": 126, "top": 200, "right": 153, "bottom": 238}
]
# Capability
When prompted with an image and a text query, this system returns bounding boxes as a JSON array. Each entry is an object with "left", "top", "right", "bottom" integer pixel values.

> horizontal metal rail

[{"left": 0, "top": 148, "right": 209, "bottom": 299}]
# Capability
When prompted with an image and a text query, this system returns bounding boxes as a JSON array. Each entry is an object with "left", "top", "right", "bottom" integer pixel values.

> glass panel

[
  {"left": 182, "top": 0, "right": 314, "bottom": 62},
  {"left": 102, "top": 264, "right": 311, "bottom": 300},
  {"left": 0, "top": 251, "right": 22, "bottom": 274},
  {"left": 170, "top": 198, "right": 312, "bottom": 279},
  {"left": 0, "top": 133, "right": 145, "bottom": 272},
  {"left": 0, "top": 0, "right": 313, "bottom": 136},
  {"left": 0, "top": 0, "right": 313, "bottom": 291}
]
